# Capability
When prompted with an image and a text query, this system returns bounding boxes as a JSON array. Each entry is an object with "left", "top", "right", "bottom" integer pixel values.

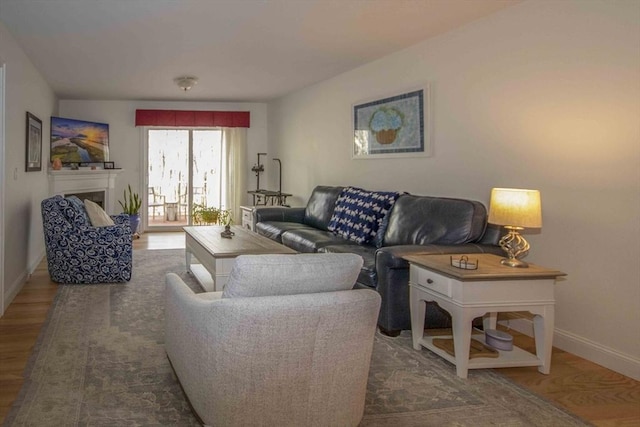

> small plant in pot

[
  {"left": 191, "top": 203, "right": 232, "bottom": 226},
  {"left": 119, "top": 184, "right": 142, "bottom": 235}
]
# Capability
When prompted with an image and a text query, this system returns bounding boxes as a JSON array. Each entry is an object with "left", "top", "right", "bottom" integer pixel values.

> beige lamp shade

[{"left": 488, "top": 188, "right": 542, "bottom": 228}]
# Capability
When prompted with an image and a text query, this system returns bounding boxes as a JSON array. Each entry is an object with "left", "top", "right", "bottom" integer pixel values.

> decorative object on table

[
  {"left": 488, "top": 188, "right": 542, "bottom": 268},
  {"left": 25, "top": 112, "right": 43, "bottom": 172},
  {"left": 103, "top": 161, "right": 115, "bottom": 169},
  {"left": 220, "top": 224, "right": 235, "bottom": 239},
  {"left": 353, "top": 86, "right": 430, "bottom": 159},
  {"left": 484, "top": 329, "right": 514, "bottom": 351},
  {"left": 119, "top": 184, "right": 142, "bottom": 236},
  {"left": 50, "top": 116, "right": 109, "bottom": 165},
  {"left": 450, "top": 255, "right": 478, "bottom": 270},
  {"left": 433, "top": 338, "right": 499, "bottom": 359},
  {"left": 191, "top": 203, "right": 232, "bottom": 225},
  {"left": 51, "top": 157, "right": 63, "bottom": 170}
]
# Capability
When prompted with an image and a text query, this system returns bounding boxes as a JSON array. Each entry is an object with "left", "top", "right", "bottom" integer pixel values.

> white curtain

[{"left": 222, "top": 127, "right": 247, "bottom": 224}]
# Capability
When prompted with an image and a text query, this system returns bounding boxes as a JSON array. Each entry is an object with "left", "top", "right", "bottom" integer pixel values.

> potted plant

[
  {"left": 191, "top": 203, "right": 232, "bottom": 226},
  {"left": 119, "top": 184, "right": 142, "bottom": 234}
]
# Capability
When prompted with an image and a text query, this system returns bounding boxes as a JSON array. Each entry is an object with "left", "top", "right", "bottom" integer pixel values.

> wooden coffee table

[{"left": 184, "top": 225, "right": 296, "bottom": 292}]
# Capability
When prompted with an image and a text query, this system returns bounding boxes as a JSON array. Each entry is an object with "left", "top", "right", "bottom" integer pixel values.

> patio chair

[{"left": 148, "top": 187, "right": 165, "bottom": 220}]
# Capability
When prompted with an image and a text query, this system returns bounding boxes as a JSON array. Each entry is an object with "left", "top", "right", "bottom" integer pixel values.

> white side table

[
  {"left": 404, "top": 253, "right": 565, "bottom": 379},
  {"left": 240, "top": 205, "right": 255, "bottom": 231}
]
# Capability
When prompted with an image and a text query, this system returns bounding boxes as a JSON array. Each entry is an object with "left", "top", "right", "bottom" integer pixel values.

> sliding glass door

[{"left": 146, "top": 129, "right": 223, "bottom": 230}]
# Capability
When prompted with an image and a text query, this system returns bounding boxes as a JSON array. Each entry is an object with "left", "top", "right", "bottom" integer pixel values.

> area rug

[{"left": 3, "top": 249, "right": 589, "bottom": 426}]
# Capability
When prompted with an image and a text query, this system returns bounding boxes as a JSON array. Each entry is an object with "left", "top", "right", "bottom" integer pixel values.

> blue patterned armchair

[{"left": 41, "top": 195, "right": 133, "bottom": 283}]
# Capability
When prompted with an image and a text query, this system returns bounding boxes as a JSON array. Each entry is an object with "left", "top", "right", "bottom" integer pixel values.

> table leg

[
  {"left": 409, "top": 287, "right": 426, "bottom": 351},
  {"left": 533, "top": 305, "right": 555, "bottom": 374},
  {"left": 483, "top": 312, "right": 498, "bottom": 331},
  {"left": 185, "top": 248, "right": 192, "bottom": 274},
  {"left": 452, "top": 308, "right": 474, "bottom": 379}
]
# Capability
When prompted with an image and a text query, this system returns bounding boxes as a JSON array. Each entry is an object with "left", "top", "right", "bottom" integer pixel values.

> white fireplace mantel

[{"left": 48, "top": 169, "right": 124, "bottom": 214}]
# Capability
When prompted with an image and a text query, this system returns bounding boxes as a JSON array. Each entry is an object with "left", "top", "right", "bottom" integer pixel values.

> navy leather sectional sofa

[{"left": 255, "top": 185, "right": 503, "bottom": 336}]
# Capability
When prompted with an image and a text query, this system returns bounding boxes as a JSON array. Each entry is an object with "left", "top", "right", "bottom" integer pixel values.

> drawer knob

[{"left": 426, "top": 278, "right": 434, "bottom": 284}]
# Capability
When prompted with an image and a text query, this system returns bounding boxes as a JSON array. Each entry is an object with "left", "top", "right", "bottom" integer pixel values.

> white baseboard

[
  {"left": 2, "top": 251, "right": 46, "bottom": 314},
  {"left": 29, "top": 250, "right": 45, "bottom": 274},
  {"left": 499, "top": 318, "right": 640, "bottom": 381},
  {"left": 3, "top": 271, "right": 26, "bottom": 313}
]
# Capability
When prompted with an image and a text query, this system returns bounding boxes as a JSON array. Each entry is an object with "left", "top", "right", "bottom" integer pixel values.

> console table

[{"left": 404, "top": 253, "right": 565, "bottom": 379}]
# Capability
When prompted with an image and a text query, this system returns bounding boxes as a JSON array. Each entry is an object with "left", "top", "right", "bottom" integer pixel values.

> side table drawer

[{"left": 410, "top": 265, "right": 453, "bottom": 297}]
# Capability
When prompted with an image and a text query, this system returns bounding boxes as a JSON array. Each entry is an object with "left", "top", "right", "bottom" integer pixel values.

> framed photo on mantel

[
  {"left": 352, "top": 86, "right": 431, "bottom": 159},
  {"left": 25, "top": 112, "right": 43, "bottom": 172}
]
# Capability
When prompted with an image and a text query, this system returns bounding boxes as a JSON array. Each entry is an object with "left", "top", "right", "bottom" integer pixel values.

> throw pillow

[
  {"left": 62, "top": 196, "right": 91, "bottom": 226},
  {"left": 327, "top": 186, "right": 399, "bottom": 244},
  {"left": 222, "top": 253, "right": 363, "bottom": 299},
  {"left": 84, "top": 199, "right": 115, "bottom": 227}
]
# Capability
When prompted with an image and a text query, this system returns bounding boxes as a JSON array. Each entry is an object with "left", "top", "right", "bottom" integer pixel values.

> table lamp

[{"left": 488, "top": 188, "right": 542, "bottom": 268}]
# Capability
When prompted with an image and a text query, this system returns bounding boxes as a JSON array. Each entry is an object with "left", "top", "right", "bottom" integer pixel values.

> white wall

[
  {"left": 58, "top": 100, "right": 268, "bottom": 220},
  {"left": 0, "top": 22, "right": 57, "bottom": 313},
  {"left": 268, "top": 0, "right": 640, "bottom": 379}
]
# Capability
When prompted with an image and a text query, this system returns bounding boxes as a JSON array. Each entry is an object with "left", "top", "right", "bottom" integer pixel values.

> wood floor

[{"left": 1, "top": 232, "right": 638, "bottom": 425}]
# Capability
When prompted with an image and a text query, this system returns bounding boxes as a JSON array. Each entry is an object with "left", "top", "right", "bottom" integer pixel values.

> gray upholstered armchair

[{"left": 164, "top": 253, "right": 381, "bottom": 426}]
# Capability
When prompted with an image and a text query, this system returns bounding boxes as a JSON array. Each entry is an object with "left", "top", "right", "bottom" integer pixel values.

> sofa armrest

[
  {"left": 75, "top": 222, "right": 133, "bottom": 243},
  {"left": 111, "top": 213, "right": 129, "bottom": 224},
  {"left": 254, "top": 206, "right": 305, "bottom": 223}
]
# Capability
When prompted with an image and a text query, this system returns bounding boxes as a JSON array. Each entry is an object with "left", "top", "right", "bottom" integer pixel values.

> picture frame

[
  {"left": 103, "top": 161, "right": 115, "bottom": 169},
  {"left": 25, "top": 112, "right": 43, "bottom": 171},
  {"left": 352, "top": 87, "right": 430, "bottom": 159}
]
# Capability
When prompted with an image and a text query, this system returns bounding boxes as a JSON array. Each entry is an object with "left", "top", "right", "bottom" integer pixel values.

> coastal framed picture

[
  {"left": 352, "top": 86, "right": 430, "bottom": 159},
  {"left": 25, "top": 112, "right": 43, "bottom": 172}
]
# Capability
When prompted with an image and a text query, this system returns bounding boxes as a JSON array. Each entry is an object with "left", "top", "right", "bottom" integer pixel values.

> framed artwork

[
  {"left": 103, "top": 161, "right": 115, "bottom": 169},
  {"left": 353, "top": 87, "right": 430, "bottom": 159},
  {"left": 25, "top": 112, "right": 43, "bottom": 172}
]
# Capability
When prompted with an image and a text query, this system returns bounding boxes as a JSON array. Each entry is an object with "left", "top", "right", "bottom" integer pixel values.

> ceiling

[{"left": 0, "top": 0, "right": 519, "bottom": 102}]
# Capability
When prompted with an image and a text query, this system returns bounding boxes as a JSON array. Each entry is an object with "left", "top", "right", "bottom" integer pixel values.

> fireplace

[
  {"left": 48, "top": 169, "right": 124, "bottom": 214},
  {"left": 64, "top": 191, "right": 105, "bottom": 207}
]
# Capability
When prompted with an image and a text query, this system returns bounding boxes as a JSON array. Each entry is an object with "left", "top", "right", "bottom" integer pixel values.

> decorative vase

[
  {"left": 128, "top": 213, "right": 140, "bottom": 235},
  {"left": 52, "top": 158, "right": 62, "bottom": 170}
]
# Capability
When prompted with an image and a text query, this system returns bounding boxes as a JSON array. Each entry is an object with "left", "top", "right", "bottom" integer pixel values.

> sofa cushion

[
  {"left": 320, "top": 244, "right": 378, "bottom": 289},
  {"left": 382, "top": 194, "right": 488, "bottom": 246},
  {"left": 84, "top": 199, "right": 115, "bottom": 227},
  {"left": 303, "top": 186, "right": 344, "bottom": 231},
  {"left": 327, "top": 187, "right": 400, "bottom": 244},
  {"left": 281, "top": 228, "right": 359, "bottom": 253},
  {"left": 255, "top": 221, "right": 316, "bottom": 243},
  {"left": 221, "top": 253, "right": 363, "bottom": 298}
]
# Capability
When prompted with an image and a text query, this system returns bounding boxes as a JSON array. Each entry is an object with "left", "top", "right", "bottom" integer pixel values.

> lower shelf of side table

[{"left": 417, "top": 334, "right": 543, "bottom": 370}]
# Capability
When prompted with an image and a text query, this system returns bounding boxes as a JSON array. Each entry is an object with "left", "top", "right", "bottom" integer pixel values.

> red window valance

[{"left": 135, "top": 109, "right": 250, "bottom": 128}]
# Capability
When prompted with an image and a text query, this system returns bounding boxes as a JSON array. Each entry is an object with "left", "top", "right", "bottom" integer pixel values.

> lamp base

[
  {"left": 500, "top": 257, "right": 529, "bottom": 268},
  {"left": 498, "top": 226, "right": 531, "bottom": 268}
]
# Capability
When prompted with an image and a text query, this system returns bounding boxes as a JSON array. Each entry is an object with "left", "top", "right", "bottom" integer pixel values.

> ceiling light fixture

[{"left": 174, "top": 76, "right": 198, "bottom": 91}]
